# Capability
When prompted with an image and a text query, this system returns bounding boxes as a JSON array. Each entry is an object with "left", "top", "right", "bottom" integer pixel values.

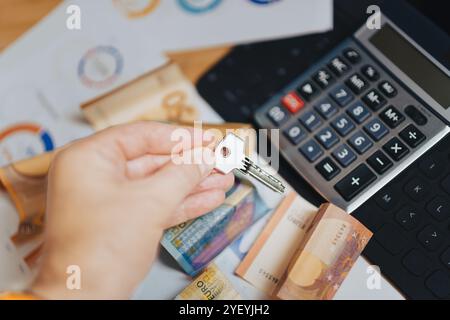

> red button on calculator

[{"left": 281, "top": 92, "right": 304, "bottom": 114}]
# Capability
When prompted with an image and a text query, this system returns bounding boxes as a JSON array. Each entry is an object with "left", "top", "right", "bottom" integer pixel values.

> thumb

[{"left": 144, "top": 147, "right": 216, "bottom": 210}]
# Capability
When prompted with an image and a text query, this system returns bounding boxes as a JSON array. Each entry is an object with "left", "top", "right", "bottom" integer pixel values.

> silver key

[{"left": 215, "top": 133, "right": 286, "bottom": 193}]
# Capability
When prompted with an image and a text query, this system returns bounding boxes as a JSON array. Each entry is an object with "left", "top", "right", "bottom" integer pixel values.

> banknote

[
  {"left": 175, "top": 263, "right": 240, "bottom": 300},
  {"left": 276, "top": 203, "right": 373, "bottom": 300},
  {"left": 235, "top": 192, "right": 318, "bottom": 296},
  {"left": 161, "top": 179, "right": 271, "bottom": 276}
]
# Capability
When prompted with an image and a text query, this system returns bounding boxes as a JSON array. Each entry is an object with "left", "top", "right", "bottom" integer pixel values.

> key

[{"left": 214, "top": 133, "right": 286, "bottom": 193}]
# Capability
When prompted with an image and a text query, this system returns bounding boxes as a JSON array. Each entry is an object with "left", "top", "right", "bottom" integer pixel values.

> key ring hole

[{"left": 221, "top": 146, "right": 231, "bottom": 158}]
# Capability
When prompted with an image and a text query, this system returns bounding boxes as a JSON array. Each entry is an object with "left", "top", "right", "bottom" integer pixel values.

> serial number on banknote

[{"left": 179, "top": 304, "right": 270, "bottom": 318}]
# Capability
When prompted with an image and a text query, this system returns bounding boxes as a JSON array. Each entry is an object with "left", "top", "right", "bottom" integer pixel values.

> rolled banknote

[
  {"left": 81, "top": 63, "right": 200, "bottom": 130},
  {"left": 276, "top": 203, "right": 373, "bottom": 300},
  {"left": 161, "top": 179, "right": 271, "bottom": 276},
  {"left": 235, "top": 192, "right": 318, "bottom": 296},
  {"left": 175, "top": 263, "right": 240, "bottom": 300}
]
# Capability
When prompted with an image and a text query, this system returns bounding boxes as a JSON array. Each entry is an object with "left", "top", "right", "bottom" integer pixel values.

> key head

[{"left": 214, "top": 133, "right": 246, "bottom": 174}]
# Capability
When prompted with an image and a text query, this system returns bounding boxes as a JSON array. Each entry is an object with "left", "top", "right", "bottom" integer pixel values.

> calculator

[{"left": 254, "top": 15, "right": 450, "bottom": 213}]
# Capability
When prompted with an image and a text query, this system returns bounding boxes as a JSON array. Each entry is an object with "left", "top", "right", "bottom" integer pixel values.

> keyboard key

[
  {"left": 380, "top": 106, "right": 405, "bottom": 128},
  {"left": 425, "top": 270, "right": 450, "bottom": 299},
  {"left": 314, "top": 98, "right": 338, "bottom": 119},
  {"left": 375, "top": 187, "right": 399, "bottom": 211},
  {"left": 299, "top": 140, "right": 323, "bottom": 163},
  {"left": 362, "top": 89, "right": 386, "bottom": 111},
  {"left": 402, "top": 249, "right": 431, "bottom": 276},
  {"left": 399, "top": 124, "right": 426, "bottom": 148},
  {"left": 329, "top": 85, "right": 354, "bottom": 107},
  {"left": 331, "top": 114, "right": 355, "bottom": 137},
  {"left": 383, "top": 138, "right": 409, "bottom": 161},
  {"left": 348, "top": 131, "right": 373, "bottom": 154},
  {"left": 441, "top": 247, "right": 450, "bottom": 269},
  {"left": 313, "top": 68, "right": 334, "bottom": 89},
  {"left": 440, "top": 174, "right": 450, "bottom": 195},
  {"left": 299, "top": 111, "right": 322, "bottom": 132},
  {"left": 404, "top": 177, "right": 430, "bottom": 202},
  {"left": 345, "top": 73, "right": 367, "bottom": 94},
  {"left": 418, "top": 225, "right": 444, "bottom": 251},
  {"left": 419, "top": 153, "right": 446, "bottom": 179},
  {"left": 364, "top": 118, "right": 389, "bottom": 141},
  {"left": 316, "top": 157, "right": 341, "bottom": 181},
  {"left": 347, "top": 102, "right": 371, "bottom": 124},
  {"left": 283, "top": 124, "right": 306, "bottom": 145},
  {"left": 281, "top": 92, "right": 304, "bottom": 114},
  {"left": 395, "top": 206, "right": 421, "bottom": 230},
  {"left": 343, "top": 48, "right": 361, "bottom": 64},
  {"left": 378, "top": 80, "right": 397, "bottom": 97},
  {"left": 267, "top": 105, "right": 289, "bottom": 126},
  {"left": 328, "top": 56, "right": 349, "bottom": 76},
  {"left": 375, "top": 224, "right": 407, "bottom": 255},
  {"left": 367, "top": 151, "right": 393, "bottom": 174},
  {"left": 405, "top": 104, "right": 427, "bottom": 126},
  {"left": 334, "top": 164, "right": 376, "bottom": 201},
  {"left": 297, "top": 81, "right": 319, "bottom": 101},
  {"left": 315, "top": 127, "right": 339, "bottom": 149},
  {"left": 361, "top": 64, "right": 379, "bottom": 81},
  {"left": 426, "top": 197, "right": 450, "bottom": 221},
  {"left": 332, "top": 144, "right": 357, "bottom": 167}
]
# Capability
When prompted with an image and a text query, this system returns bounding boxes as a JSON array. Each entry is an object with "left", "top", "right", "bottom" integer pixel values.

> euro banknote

[
  {"left": 276, "top": 203, "right": 373, "bottom": 300},
  {"left": 175, "top": 263, "right": 240, "bottom": 300},
  {"left": 161, "top": 180, "right": 271, "bottom": 276}
]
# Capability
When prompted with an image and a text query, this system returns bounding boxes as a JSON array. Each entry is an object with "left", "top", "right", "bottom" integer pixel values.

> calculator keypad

[{"left": 255, "top": 39, "right": 447, "bottom": 212}]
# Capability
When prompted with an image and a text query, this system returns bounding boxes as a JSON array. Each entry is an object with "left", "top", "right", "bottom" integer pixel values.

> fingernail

[{"left": 193, "top": 147, "right": 215, "bottom": 175}]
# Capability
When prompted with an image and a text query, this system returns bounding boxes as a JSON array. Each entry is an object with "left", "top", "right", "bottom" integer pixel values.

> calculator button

[
  {"left": 364, "top": 118, "right": 389, "bottom": 141},
  {"left": 347, "top": 102, "right": 371, "bottom": 124},
  {"left": 316, "top": 157, "right": 341, "bottom": 181},
  {"left": 328, "top": 57, "right": 349, "bottom": 76},
  {"left": 299, "top": 140, "right": 323, "bottom": 163},
  {"left": 362, "top": 89, "right": 386, "bottom": 111},
  {"left": 281, "top": 92, "right": 304, "bottom": 114},
  {"left": 399, "top": 124, "right": 426, "bottom": 148},
  {"left": 404, "top": 177, "right": 430, "bottom": 202},
  {"left": 331, "top": 114, "right": 355, "bottom": 137},
  {"left": 348, "top": 131, "right": 373, "bottom": 154},
  {"left": 425, "top": 270, "right": 450, "bottom": 299},
  {"left": 395, "top": 206, "right": 421, "bottom": 231},
  {"left": 299, "top": 111, "right": 322, "bottom": 132},
  {"left": 332, "top": 144, "right": 356, "bottom": 167},
  {"left": 283, "top": 124, "right": 306, "bottom": 145},
  {"left": 383, "top": 137, "right": 409, "bottom": 161},
  {"left": 313, "top": 68, "right": 334, "bottom": 89},
  {"left": 361, "top": 65, "right": 379, "bottom": 82},
  {"left": 405, "top": 105, "right": 427, "bottom": 126},
  {"left": 315, "top": 127, "right": 339, "bottom": 149},
  {"left": 314, "top": 98, "right": 338, "bottom": 119},
  {"left": 426, "top": 197, "right": 450, "bottom": 221},
  {"left": 343, "top": 48, "right": 361, "bottom": 64},
  {"left": 418, "top": 225, "right": 444, "bottom": 251},
  {"left": 441, "top": 248, "right": 450, "bottom": 270},
  {"left": 329, "top": 85, "right": 354, "bottom": 107},
  {"left": 267, "top": 106, "right": 289, "bottom": 126},
  {"left": 345, "top": 73, "right": 367, "bottom": 94},
  {"left": 378, "top": 81, "right": 397, "bottom": 98},
  {"left": 297, "top": 81, "right": 319, "bottom": 101},
  {"left": 367, "top": 151, "right": 393, "bottom": 174},
  {"left": 402, "top": 249, "right": 431, "bottom": 276},
  {"left": 334, "top": 164, "right": 377, "bottom": 201},
  {"left": 380, "top": 106, "right": 405, "bottom": 128}
]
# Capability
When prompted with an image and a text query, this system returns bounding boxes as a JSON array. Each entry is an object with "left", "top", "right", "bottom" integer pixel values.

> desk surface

[{"left": 0, "top": 0, "right": 230, "bottom": 83}]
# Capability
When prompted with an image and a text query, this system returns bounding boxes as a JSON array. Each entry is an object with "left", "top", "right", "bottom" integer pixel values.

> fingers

[
  {"left": 91, "top": 121, "right": 214, "bottom": 160},
  {"left": 192, "top": 172, "right": 235, "bottom": 194},
  {"left": 169, "top": 189, "right": 226, "bottom": 227},
  {"left": 126, "top": 154, "right": 171, "bottom": 179}
]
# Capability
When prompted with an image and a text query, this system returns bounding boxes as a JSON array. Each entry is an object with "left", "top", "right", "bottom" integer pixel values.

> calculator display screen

[{"left": 370, "top": 24, "right": 450, "bottom": 109}]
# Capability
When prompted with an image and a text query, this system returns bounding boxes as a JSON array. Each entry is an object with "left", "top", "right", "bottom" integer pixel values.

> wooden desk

[{"left": 0, "top": 0, "right": 229, "bottom": 83}]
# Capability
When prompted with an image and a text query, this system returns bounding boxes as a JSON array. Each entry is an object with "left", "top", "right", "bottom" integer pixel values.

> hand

[{"left": 31, "top": 122, "right": 234, "bottom": 299}]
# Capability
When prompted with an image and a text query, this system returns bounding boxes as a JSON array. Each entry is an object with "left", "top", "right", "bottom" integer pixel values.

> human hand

[{"left": 31, "top": 121, "right": 234, "bottom": 299}]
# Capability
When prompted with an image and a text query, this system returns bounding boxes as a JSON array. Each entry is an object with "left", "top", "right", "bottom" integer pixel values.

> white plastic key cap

[{"left": 214, "top": 133, "right": 246, "bottom": 174}]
